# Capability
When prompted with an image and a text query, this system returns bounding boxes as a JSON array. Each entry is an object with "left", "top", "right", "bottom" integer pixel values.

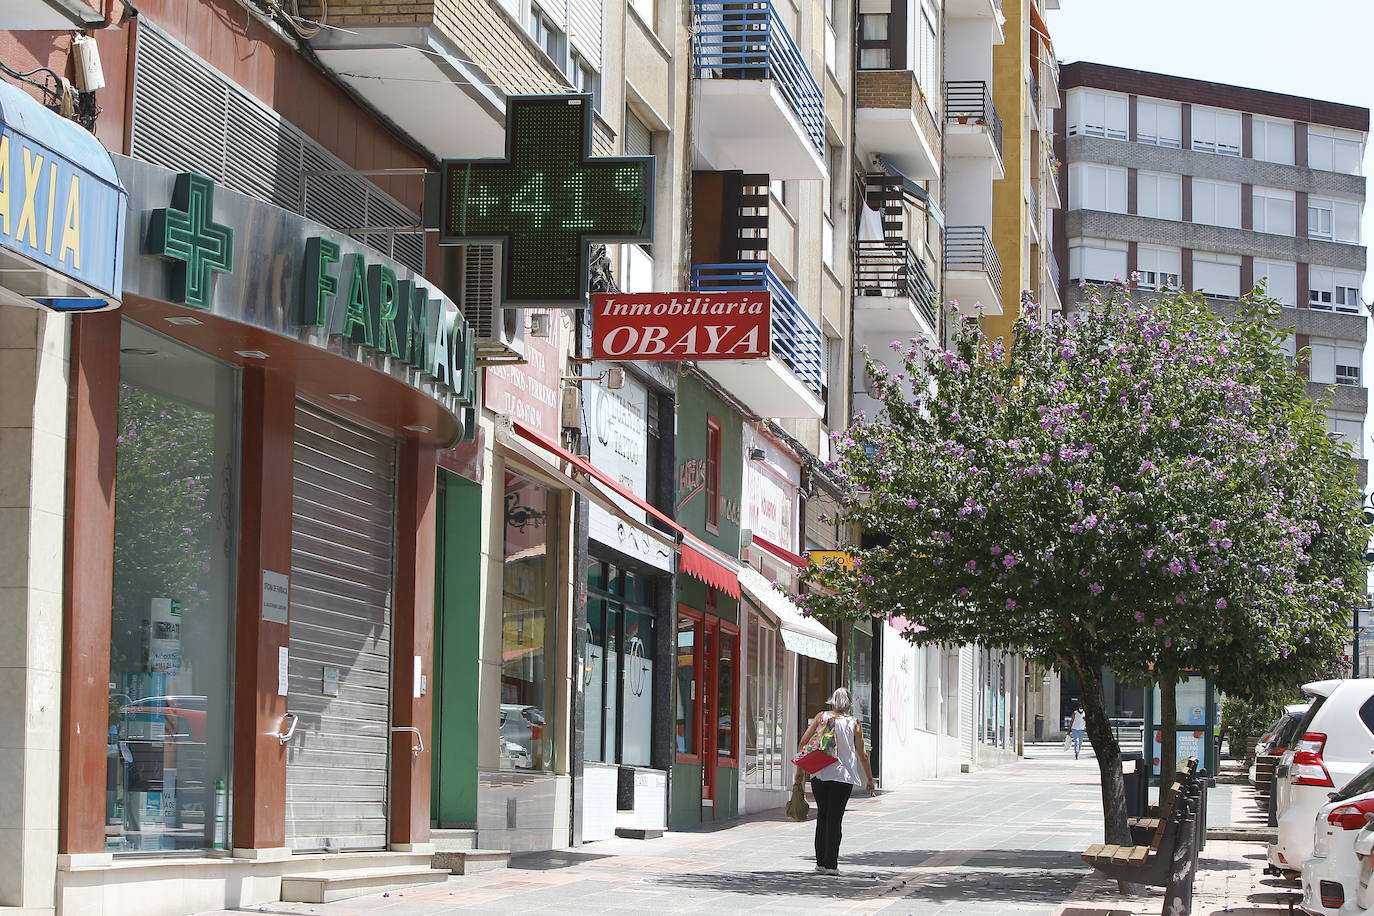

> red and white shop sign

[
  {"left": 484, "top": 309, "right": 563, "bottom": 439},
  {"left": 591, "top": 291, "right": 771, "bottom": 361}
]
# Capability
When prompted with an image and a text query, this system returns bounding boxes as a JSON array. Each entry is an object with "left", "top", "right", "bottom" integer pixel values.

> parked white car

[
  {"left": 1300, "top": 762, "right": 1374, "bottom": 914},
  {"left": 1269, "top": 679, "right": 1374, "bottom": 877},
  {"left": 1352, "top": 815, "right": 1374, "bottom": 910}
]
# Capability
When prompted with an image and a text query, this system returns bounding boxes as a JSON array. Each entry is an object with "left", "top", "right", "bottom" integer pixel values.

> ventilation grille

[
  {"left": 462, "top": 245, "right": 498, "bottom": 339},
  {"left": 132, "top": 24, "right": 425, "bottom": 274}
]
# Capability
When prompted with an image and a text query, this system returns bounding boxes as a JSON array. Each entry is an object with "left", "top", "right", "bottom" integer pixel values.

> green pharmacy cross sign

[
  {"left": 147, "top": 172, "right": 235, "bottom": 309},
  {"left": 434, "top": 94, "right": 653, "bottom": 307}
]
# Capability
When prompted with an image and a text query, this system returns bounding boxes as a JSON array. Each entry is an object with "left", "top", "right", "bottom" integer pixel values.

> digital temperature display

[{"left": 436, "top": 94, "right": 653, "bottom": 307}]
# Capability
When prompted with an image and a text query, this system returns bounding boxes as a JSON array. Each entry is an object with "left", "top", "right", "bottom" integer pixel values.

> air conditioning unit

[{"left": 462, "top": 245, "right": 526, "bottom": 365}]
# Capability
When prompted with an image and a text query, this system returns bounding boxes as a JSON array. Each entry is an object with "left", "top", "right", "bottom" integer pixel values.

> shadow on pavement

[
  {"left": 509, "top": 849, "right": 617, "bottom": 870},
  {"left": 840, "top": 848, "right": 1084, "bottom": 870}
]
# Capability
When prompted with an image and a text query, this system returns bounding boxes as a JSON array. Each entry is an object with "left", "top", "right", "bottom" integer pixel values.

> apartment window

[
  {"left": 915, "top": 0, "right": 939, "bottom": 110},
  {"left": 1068, "top": 237, "right": 1128, "bottom": 284},
  {"left": 1309, "top": 339, "right": 1363, "bottom": 386},
  {"left": 573, "top": 51, "right": 600, "bottom": 109},
  {"left": 1253, "top": 258, "right": 1297, "bottom": 305},
  {"left": 629, "top": 0, "right": 656, "bottom": 27},
  {"left": 1308, "top": 196, "right": 1361, "bottom": 243},
  {"left": 857, "top": 13, "right": 892, "bottom": 70},
  {"left": 1191, "top": 251, "right": 1242, "bottom": 299},
  {"left": 529, "top": 5, "right": 566, "bottom": 69},
  {"left": 1252, "top": 116, "right": 1295, "bottom": 165},
  {"left": 1191, "top": 178, "right": 1241, "bottom": 228},
  {"left": 1136, "top": 170, "right": 1181, "bottom": 220},
  {"left": 824, "top": 0, "right": 838, "bottom": 73},
  {"left": 1308, "top": 125, "right": 1364, "bottom": 175},
  {"left": 1191, "top": 105, "right": 1242, "bottom": 156},
  {"left": 1328, "top": 415, "right": 1364, "bottom": 457},
  {"left": 1066, "top": 88, "right": 1127, "bottom": 140},
  {"left": 1309, "top": 266, "right": 1363, "bottom": 313},
  {"left": 1068, "top": 162, "right": 1127, "bottom": 213},
  {"left": 705, "top": 416, "right": 721, "bottom": 534},
  {"left": 1136, "top": 244, "right": 1181, "bottom": 290},
  {"left": 1135, "top": 97, "right": 1181, "bottom": 148},
  {"left": 1252, "top": 187, "right": 1295, "bottom": 236}
]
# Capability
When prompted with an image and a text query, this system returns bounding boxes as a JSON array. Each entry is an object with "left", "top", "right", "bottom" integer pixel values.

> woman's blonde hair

[{"left": 827, "top": 688, "right": 852, "bottom": 712}]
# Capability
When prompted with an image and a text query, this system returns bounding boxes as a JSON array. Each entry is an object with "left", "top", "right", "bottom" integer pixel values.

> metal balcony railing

[
  {"left": 944, "top": 81, "right": 1003, "bottom": 159},
  {"left": 854, "top": 240, "right": 938, "bottom": 328},
  {"left": 690, "top": 262, "right": 825, "bottom": 398},
  {"left": 692, "top": 1, "right": 826, "bottom": 153},
  {"left": 1029, "top": 72, "right": 1040, "bottom": 112},
  {"left": 1029, "top": 186, "right": 1039, "bottom": 224},
  {"left": 944, "top": 226, "right": 1003, "bottom": 292},
  {"left": 1048, "top": 252, "right": 1061, "bottom": 292}
]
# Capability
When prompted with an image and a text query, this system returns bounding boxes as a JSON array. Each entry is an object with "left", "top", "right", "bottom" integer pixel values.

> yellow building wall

[{"left": 983, "top": 0, "right": 1031, "bottom": 345}]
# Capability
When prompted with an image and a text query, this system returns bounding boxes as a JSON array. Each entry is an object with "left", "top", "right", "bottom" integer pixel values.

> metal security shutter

[
  {"left": 131, "top": 24, "right": 425, "bottom": 274},
  {"left": 286, "top": 403, "right": 397, "bottom": 852},
  {"left": 623, "top": 110, "right": 652, "bottom": 157},
  {"left": 958, "top": 646, "right": 976, "bottom": 760}
]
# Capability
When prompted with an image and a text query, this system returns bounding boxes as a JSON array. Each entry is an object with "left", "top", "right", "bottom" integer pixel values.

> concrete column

[{"left": 0, "top": 303, "right": 72, "bottom": 910}]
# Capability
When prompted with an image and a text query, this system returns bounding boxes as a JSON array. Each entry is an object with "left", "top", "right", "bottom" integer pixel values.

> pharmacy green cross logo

[
  {"left": 146, "top": 172, "right": 235, "bottom": 310},
  {"left": 435, "top": 94, "right": 653, "bottom": 307}
]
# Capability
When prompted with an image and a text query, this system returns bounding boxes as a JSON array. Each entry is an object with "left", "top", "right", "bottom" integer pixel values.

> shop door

[
  {"left": 285, "top": 403, "right": 397, "bottom": 852},
  {"left": 699, "top": 618, "right": 739, "bottom": 812}
]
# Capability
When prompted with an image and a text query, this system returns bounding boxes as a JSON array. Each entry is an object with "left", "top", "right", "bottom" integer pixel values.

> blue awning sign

[{"left": 0, "top": 80, "right": 125, "bottom": 311}]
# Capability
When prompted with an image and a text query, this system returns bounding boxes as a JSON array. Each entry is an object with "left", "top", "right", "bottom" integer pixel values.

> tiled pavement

[{"left": 201, "top": 746, "right": 1300, "bottom": 916}]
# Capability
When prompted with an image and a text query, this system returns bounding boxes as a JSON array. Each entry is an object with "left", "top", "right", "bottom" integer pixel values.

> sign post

[{"left": 432, "top": 94, "right": 653, "bottom": 308}]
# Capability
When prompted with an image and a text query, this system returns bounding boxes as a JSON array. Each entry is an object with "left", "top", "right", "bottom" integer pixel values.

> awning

[
  {"left": 511, "top": 422, "right": 741, "bottom": 593},
  {"left": 752, "top": 535, "right": 809, "bottom": 568},
  {"left": 0, "top": 79, "right": 125, "bottom": 309},
  {"left": 739, "top": 565, "right": 837, "bottom": 664}
]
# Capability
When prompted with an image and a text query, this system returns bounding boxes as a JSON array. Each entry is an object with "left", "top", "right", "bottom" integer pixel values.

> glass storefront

[
  {"left": 107, "top": 324, "right": 238, "bottom": 853},
  {"left": 849, "top": 620, "right": 874, "bottom": 754},
  {"left": 500, "top": 472, "right": 559, "bottom": 771},
  {"left": 585, "top": 560, "right": 658, "bottom": 767},
  {"left": 675, "top": 613, "right": 698, "bottom": 758},
  {"left": 744, "top": 610, "right": 788, "bottom": 788}
]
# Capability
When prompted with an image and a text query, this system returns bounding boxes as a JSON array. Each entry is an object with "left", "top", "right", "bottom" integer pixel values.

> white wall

[
  {"left": 943, "top": 18, "right": 995, "bottom": 83},
  {"left": 944, "top": 157, "right": 996, "bottom": 226}
]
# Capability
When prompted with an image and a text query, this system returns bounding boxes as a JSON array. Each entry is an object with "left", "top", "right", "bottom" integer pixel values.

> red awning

[
  {"left": 752, "top": 535, "right": 809, "bottom": 569},
  {"left": 511, "top": 423, "right": 741, "bottom": 594}
]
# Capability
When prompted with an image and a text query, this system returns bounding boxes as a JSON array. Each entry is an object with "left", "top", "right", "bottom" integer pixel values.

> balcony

[
  {"left": 4, "top": 0, "right": 105, "bottom": 28},
  {"left": 692, "top": 0, "right": 826, "bottom": 180},
  {"left": 691, "top": 262, "right": 825, "bottom": 419},
  {"left": 853, "top": 241, "right": 939, "bottom": 341},
  {"left": 855, "top": 70, "right": 941, "bottom": 180},
  {"left": 945, "top": 81, "right": 1003, "bottom": 171},
  {"left": 944, "top": 226, "right": 1003, "bottom": 316}
]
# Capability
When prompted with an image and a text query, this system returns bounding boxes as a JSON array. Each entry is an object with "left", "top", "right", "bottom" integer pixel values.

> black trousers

[{"left": 811, "top": 778, "right": 854, "bottom": 869}]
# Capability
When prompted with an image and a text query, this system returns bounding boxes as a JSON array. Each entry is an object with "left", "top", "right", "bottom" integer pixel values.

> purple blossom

[
  {"left": 1088, "top": 582, "right": 1104, "bottom": 595},
  {"left": 1134, "top": 611, "right": 1146, "bottom": 623},
  {"left": 956, "top": 587, "right": 971, "bottom": 598},
  {"left": 965, "top": 560, "right": 979, "bottom": 571},
  {"left": 1005, "top": 598, "right": 1018, "bottom": 610},
  {"left": 1215, "top": 598, "right": 1228, "bottom": 610},
  {"left": 1003, "top": 555, "right": 1019, "bottom": 568}
]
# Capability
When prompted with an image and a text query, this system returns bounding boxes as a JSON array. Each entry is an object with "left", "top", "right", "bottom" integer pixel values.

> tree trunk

[
  {"left": 1159, "top": 674, "right": 1178, "bottom": 812},
  {"left": 1071, "top": 658, "right": 1132, "bottom": 846}
]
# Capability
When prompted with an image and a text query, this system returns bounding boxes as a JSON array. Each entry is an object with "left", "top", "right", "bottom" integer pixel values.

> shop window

[
  {"left": 675, "top": 609, "right": 702, "bottom": 762},
  {"left": 849, "top": 620, "right": 874, "bottom": 754},
  {"left": 716, "top": 627, "right": 739, "bottom": 763},
  {"left": 705, "top": 416, "right": 721, "bottom": 533},
  {"left": 745, "top": 612, "right": 789, "bottom": 787},
  {"left": 586, "top": 561, "right": 658, "bottom": 766},
  {"left": 108, "top": 324, "right": 239, "bottom": 853},
  {"left": 501, "top": 472, "right": 559, "bottom": 771}
]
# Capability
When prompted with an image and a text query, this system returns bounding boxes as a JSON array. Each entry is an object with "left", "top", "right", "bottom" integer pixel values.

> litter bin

[
  {"left": 1034, "top": 714, "right": 1044, "bottom": 742},
  {"left": 1121, "top": 751, "right": 1147, "bottom": 818}
]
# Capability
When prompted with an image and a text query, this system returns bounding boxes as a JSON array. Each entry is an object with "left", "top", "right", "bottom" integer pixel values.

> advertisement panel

[{"left": 592, "top": 291, "right": 770, "bottom": 361}]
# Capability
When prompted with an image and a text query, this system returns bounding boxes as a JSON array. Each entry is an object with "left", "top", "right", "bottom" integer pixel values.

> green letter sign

[{"left": 435, "top": 94, "right": 654, "bottom": 307}]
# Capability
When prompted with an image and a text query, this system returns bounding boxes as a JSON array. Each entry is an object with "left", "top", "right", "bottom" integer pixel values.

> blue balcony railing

[
  {"left": 690, "top": 262, "right": 825, "bottom": 399},
  {"left": 692, "top": 1, "right": 826, "bottom": 154}
]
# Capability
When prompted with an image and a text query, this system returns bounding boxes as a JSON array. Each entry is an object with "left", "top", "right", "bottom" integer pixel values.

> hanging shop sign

[
  {"left": 0, "top": 79, "right": 125, "bottom": 310},
  {"left": 591, "top": 291, "right": 771, "bottom": 361},
  {"left": 432, "top": 94, "right": 653, "bottom": 308},
  {"left": 118, "top": 156, "right": 477, "bottom": 428},
  {"left": 484, "top": 309, "right": 562, "bottom": 439},
  {"left": 742, "top": 429, "right": 799, "bottom": 552}
]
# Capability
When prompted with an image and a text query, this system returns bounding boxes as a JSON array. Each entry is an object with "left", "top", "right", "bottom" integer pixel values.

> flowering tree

[{"left": 800, "top": 286, "right": 1364, "bottom": 844}]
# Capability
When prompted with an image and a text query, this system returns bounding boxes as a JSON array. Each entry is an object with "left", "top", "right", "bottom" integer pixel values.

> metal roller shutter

[{"left": 285, "top": 403, "right": 397, "bottom": 852}]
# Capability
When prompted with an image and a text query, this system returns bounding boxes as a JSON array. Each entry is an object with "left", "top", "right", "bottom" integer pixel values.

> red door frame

[{"left": 700, "top": 617, "right": 740, "bottom": 804}]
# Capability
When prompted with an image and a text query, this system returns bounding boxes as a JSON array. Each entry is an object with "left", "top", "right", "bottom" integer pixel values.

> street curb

[{"left": 1206, "top": 827, "right": 1276, "bottom": 842}]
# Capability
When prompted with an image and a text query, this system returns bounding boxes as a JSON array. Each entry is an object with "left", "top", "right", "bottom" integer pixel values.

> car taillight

[
  {"left": 529, "top": 726, "right": 543, "bottom": 741},
  {"left": 1328, "top": 799, "right": 1374, "bottom": 830},
  {"left": 1291, "top": 733, "right": 1333, "bottom": 787}
]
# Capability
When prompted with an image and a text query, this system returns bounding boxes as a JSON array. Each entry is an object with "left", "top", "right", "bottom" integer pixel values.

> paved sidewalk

[{"left": 201, "top": 746, "right": 1291, "bottom": 916}]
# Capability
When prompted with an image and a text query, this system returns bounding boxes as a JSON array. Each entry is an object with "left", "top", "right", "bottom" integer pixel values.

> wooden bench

[
  {"left": 1082, "top": 782, "right": 1197, "bottom": 888},
  {"left": 1128, "top": 757, "right": 1200, "bottom": 843}
]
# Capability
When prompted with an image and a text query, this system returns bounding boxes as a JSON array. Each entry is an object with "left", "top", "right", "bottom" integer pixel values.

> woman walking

[
  {"left": 796, "top": 688, "right": 874, "bottom": 875},
  {"left": 1069, "top": 705, "right": 1087, "bottom": 759}
]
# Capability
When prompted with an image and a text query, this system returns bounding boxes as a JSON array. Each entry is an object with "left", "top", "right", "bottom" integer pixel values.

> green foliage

[
  {"left": 801, "top": 285, "right": 1364, "bottom": 697},
  {"left": 1220, "top": 692, "right": 1304, "bottom": 747}
]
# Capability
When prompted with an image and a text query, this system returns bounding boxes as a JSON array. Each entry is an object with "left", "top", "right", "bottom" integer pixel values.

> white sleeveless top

[{"left": 812, "top": 712, "right": 865, "bottom": 786}]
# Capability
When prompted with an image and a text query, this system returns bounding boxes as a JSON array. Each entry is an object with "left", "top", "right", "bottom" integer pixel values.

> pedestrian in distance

[
  {"left": 795, "top": 688, "right": 874, "bottom": 875},
  {"left": 1069, "top": 704, "right": 1087, "bottom": 759}
]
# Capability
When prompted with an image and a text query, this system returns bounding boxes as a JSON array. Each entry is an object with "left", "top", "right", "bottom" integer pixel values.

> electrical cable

[{"left": 0, "top": 60, "right": 64, "bottom": 105}]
